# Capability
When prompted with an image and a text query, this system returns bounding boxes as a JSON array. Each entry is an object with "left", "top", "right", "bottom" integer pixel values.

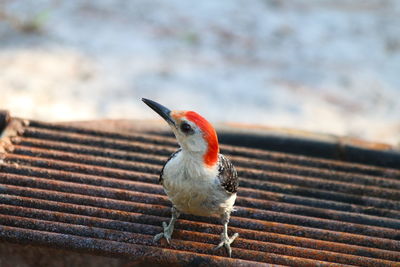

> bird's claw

[
  {"left": 213, "top": 232, "right": 239, "bottom": 257},
  {"left": 153, "top": 221, "right": 173, "bottom": 244}
]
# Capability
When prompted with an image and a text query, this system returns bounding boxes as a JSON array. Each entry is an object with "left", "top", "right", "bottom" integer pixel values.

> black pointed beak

[{"left": 142, "top": 98, "right": 175, "bottom": 126}]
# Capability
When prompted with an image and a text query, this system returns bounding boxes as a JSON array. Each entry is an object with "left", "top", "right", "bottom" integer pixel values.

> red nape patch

[{"left": 185, "top": 111, "right": 219, "bottom": 167}]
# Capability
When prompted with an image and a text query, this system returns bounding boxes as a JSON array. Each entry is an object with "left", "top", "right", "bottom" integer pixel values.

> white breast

[{"left": 162, "top": 151, "right": 236, "bottom": 217}]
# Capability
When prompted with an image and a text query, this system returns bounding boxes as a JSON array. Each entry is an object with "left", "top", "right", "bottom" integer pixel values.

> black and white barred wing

[{"left": 217, "top": 154, "right": 239, "bottom": 194}]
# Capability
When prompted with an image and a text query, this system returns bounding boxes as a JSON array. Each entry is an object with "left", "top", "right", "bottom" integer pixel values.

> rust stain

[
  {"left": 0, "top": 117, "right": 399, "bottom": 266},
  {"left": 339, "top": 136, "right": 394, "bottom": 151}
]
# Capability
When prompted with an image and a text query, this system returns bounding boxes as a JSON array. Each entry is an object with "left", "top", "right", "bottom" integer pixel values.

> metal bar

[
  {"left": 5, "top": 152, "right": 400, "bottom": 212},
  {"left": 12, "top": 144, "right": 400, "bottom": 200},
  {"left": 13, "top": 139, "right": 400, "bottom": 190},
  {"left": 4, "top": 153, "right": 400, "bottom": 217},
  {"left": 0, "top": 214, "right": 396, "bottom": 266},
  {"left": 2, "top": 161, "right": 400, "bottom": 229},
  {"left": 1, "top": 168, "right": 399, "bottom": 231},
  {"left": 2, "top": 162, "right": 400, "bottom": 221},
  {"left": 2, "top": 192, "right": 399, "bottom": 256},
  {"left": 1, "top": 203, "right": 398, "bottom": 262},
  {"left": 0, "top": 184, "right": 399, "bottom": 252},
  {"left": 1, "top": 118, "right": 399, "bottom": 265},
  {"left": 23, "top": 123, "right": 400, "bottom": 176},
  {"left": 0, "top": 225, "right": 268, "bottom": 267}
]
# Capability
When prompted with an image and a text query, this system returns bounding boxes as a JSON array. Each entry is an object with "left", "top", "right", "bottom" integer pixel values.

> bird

[{"left": 142, "top": 98, "right": 239, "bottom": 257}]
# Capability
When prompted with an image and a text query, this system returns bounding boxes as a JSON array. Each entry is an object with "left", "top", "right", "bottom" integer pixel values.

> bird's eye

[{"left": 180, "top": 122, "right": 193, "bottom": 134}]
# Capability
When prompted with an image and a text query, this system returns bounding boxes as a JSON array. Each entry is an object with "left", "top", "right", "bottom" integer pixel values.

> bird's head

[{"left": 142, "top": 98, "right": 219, "bottom": 167}]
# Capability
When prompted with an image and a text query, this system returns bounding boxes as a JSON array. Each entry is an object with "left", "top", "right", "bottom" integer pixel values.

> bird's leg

[
  {"left": 154, "top": 206, "right": 180, "bottom": 244},
  {"left": 213, "top": 212, "right": 239, "bottom": 257}
]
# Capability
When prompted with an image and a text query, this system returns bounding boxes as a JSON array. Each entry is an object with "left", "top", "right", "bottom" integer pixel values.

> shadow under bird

[{"left": 142, "top": 98, "right": 239, "bottom": 257}]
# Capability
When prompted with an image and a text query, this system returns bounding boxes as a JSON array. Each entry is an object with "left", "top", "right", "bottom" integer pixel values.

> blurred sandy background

[{"left": 0, "top": 0, "right": 399, "bottom": 146}]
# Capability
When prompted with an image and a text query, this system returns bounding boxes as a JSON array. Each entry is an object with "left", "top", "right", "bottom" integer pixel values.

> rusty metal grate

[{"left": 0, "top": 111, "right": 400, "bottom": 266}]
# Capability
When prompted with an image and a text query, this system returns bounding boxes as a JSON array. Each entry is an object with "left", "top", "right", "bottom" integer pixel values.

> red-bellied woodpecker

[{"left": 142, "top": 98, "right": 239, "bottom": 257}]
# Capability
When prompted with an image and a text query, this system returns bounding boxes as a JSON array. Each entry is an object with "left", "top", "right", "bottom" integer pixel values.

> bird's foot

[
  {"left": 213, "top": 232, "right": 239, "bottom": 257},
  {"left": 154, "top": 221, "right": 174, "bottom": 244}
]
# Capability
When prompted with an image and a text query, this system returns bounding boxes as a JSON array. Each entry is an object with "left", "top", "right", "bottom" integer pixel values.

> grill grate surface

[{"left": 0, "top": 117, "right": 400, "bottom": 266}]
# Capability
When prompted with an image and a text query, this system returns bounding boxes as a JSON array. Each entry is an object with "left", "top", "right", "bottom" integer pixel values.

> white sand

[{"left": 0, "top": 0, "right": 399, "bottom": 146}]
